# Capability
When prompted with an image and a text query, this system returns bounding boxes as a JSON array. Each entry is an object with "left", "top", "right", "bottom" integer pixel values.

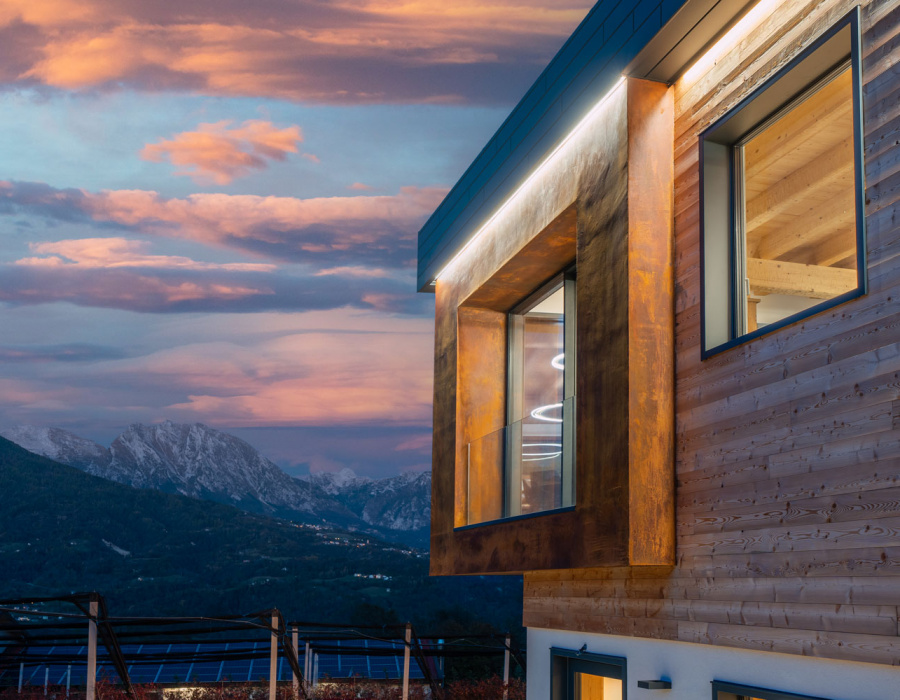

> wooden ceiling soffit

[{"left": 460, "top": 205, "right": 577, "bottom": 312}]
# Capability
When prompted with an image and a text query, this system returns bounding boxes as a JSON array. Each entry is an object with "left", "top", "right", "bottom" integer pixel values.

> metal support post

[
  {"left": 269, "top": 614, "right": 279, "bottom": 700},
  {"left": 18, "top": 663, "right": 23, "bottom": 693},
  {"left": 43, "top": 668, "right": 49, "bottom": 695},
  {"left": 87, "top": 599, "right": 98, "bottom": 700},
  {"left": 502, "top": 633, "right": 511, "bottom": 700},
  {"left": 304, "top": 642, "right": 311, "bottom": 692},
  {"left": 313, "top": 654, "right": 318, "bottom": 688},
  {"left": 402, "top": 623, "right": 411, "bottom": 700},
  {"left": 291, "top": 627, "right": 299, "bottom": 700},
  {"left": 66, "top": 666, "right": 71, "bottom": 698}
]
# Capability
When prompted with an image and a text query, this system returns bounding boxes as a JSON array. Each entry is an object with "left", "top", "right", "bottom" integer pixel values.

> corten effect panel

[{"left": 430, "top": 78, "right": 675, "bottom": 575}]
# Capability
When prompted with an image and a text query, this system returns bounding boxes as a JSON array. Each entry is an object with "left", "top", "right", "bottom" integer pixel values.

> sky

[{"left": 0, "top": 0, "right": 592, "bottom": 478}]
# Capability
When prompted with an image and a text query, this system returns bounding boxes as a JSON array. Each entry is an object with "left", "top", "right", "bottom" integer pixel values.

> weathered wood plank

[
  {"left": 679, "top": 516, "right": 900, "bottom": 556},
  {"left": 677, "top": 622, "right": 900, "bottom": 666},
  {"left": 679, "top": 458, "right": 900, "bottom": 517},
  {"left": 678, "top": 546, "right": 900, "bottom": 578},
  {"left": 685, "top": 485, "right": 900, "bottom": 535},
  {"left": 525, "top": 574, "right": 900, "bottom": 605},
  {"left": 523, "top": 596, "right": 898, "bottom": 636}
]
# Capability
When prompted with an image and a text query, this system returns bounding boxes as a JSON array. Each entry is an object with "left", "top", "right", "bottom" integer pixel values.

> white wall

[{"left": 527, "top": 628, "right": 900, "bottom": 700}]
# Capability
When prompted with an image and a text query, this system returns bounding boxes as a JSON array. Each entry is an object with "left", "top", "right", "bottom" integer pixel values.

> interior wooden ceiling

[{"left": 743, "top": 67, "right": 857, "bottom": 299}]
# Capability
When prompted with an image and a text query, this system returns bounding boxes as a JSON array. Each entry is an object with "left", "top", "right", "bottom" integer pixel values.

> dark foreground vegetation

[{"left": 0, "top": 679, "right": 526, "bottom": 700}]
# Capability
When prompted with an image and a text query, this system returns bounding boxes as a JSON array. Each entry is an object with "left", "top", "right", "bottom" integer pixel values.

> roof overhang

[{"left": 416, "top": 0, "right": 758, "bottom": 292}]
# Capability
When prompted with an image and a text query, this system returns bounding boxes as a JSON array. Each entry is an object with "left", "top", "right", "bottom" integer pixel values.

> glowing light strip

[
  {"left": 433, "top": 76, "right": 627, "bottom": 283},
  {"left": 522, "top": 443, "right": 562, "bottom": 456},
  {"left": 522, "top": 442, "right": 563, "bottom": 461},
  {"left": 680, "top": 0, "right": 781, "bottom": 84},
  {"left": 551, "top": 353, "right": 565, "bottom": 370},
  {"left": 523, "top": 454, "right": 562, "bottom": 462},
  {"left": 530, "top": 403, "right": 563, "bottom": 423}
]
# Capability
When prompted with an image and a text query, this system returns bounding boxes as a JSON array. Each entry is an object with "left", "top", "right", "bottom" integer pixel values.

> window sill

[
  {"left": 455, "top": 506, "right": 576, "bottom": 532},
  {"left": 701, "top": 286, "right": 865, "bottom": 360}
]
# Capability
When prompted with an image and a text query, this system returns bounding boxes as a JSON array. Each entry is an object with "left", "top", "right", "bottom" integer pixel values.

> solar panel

[{"left": 0, "top": 636, "right": 439, "bottom": 686}]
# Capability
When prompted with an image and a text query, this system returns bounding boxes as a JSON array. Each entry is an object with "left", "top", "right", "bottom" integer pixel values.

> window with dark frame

[
  {"left": 464, "top": 268, "right": 576, "bottom": 526},
  {"left": 713, "top": 680, "right": 830, "bottom": 700},
  {"left": 700, "top": 8, "right": 865, "bottom": 356},
  {"left": 505, "top": 270, "right": 576, "bottom": 519},
  {"left": 551, "top": 648, "right": 625, "bottom": 700}
]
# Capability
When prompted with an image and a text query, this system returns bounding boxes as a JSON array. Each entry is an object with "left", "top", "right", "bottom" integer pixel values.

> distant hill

[
  {"left": 1, "top": 422, "right": 430, "bottom": 547},
  {"left": 0, "top": 436, "right": 520, "bottom": 631}
]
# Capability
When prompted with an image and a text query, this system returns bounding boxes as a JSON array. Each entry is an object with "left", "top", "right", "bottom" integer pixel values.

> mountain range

[
  {"left": 0, "top": 434, "right": 522, "bottom": 632},
  {"left": 0, "top": 421, "right": 430, "bottom": 547}
]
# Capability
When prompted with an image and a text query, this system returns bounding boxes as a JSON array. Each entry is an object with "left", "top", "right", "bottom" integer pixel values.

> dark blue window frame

[{"left": 699, "top": 7, "right": 866, "bottom": 359}]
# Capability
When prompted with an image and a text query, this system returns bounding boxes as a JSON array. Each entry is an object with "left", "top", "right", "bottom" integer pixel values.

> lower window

[
  {"left": 551, "top": 648, "right": 624, "bottom": 700},
  {"left": 713, "top": 681, "right": 829, "bottom": 700}
]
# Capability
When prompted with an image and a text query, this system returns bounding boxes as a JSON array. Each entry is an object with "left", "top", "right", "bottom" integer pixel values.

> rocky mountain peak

[{"left": 0, "top": 420, "right": 430, "bottom": 546}]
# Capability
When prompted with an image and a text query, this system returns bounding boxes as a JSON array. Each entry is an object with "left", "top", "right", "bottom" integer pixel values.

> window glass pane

[
  {"left": 575, "top": 672, "right": 622, "bottom": 700},
  {"left": 512, "top": 286, "right": 565, "bottom": 516},
  {"left": 741, "top": 65, "right": 856, "bottom": 332}
]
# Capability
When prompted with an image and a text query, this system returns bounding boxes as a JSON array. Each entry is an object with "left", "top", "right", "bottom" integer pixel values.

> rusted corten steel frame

[{"left": 431, "top": 78, "right": 676, "bottom": 575}]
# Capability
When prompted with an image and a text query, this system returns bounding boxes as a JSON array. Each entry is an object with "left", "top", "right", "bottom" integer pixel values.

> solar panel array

[{"left": 0, "top": 639, "right": 434, "bottom": 686}]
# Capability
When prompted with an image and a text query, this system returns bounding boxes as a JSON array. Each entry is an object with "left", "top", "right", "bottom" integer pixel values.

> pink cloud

[
  {"left": 4, "top": 0, "right": 591, "bottom": 103},
  {"left": 160, "top": 322, "right": 434, "bottom": 426},
  {"left": 140, "top": 120, "right": 307, "bottom": 184},
  {"left": 0, "top": 180, "right": 447, "bottom": 267},
  {"left": 394, "top": 434, "right": 431, "bottom": 452},
  {"left": 348, "top": 183, "right": 374, "bottom": 191},
  {"left": 17, "top": 237, "right": 277, "bottom": 271},
  {"left": 0, "top": 267, "right": 272, "bottom": 310},
  {"left": 313, "top": 266, "right": 391, "bottom": 278}
]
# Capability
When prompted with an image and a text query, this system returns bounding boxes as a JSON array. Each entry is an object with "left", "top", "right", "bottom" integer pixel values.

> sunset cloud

[
  {"left": 3, "top": 0, "right": 590, "bottom": 103},
  {"left": 0, "top": 265, "right": 272, "bottom": 311},
  {"left": 0, "top": 311, "right": 434, "bottom": 436},
  {"left": 0, "top": 262, "right": 427, "bottom": 315},
  {"left": 0, "top": 180, "right": 445, "bottom": 268},
  {"left": 0, "top": 343, "right": 126, "bottom": 363},
  {"left": 160, "top": 326, "right": 434, "bottom": 426},
  {"left": 18, "top": 237, "right": 277, "bottom": 271},
  {"left": 141, "top": 120, "right": 306, "bottom": 184}
]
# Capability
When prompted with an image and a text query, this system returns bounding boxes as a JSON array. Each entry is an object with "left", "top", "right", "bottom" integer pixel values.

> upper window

[
  {"left": 713, "top": 680, "right": 829, "bottom": 700},
  {"left": 466, "top": 269, "right": 575, "bottom": 525},
  {"left": 701, "top": 10, "right": 865, "bottom": 355},
  {"left": 506, "top": 272, "right": 576, "bottom": 519}
]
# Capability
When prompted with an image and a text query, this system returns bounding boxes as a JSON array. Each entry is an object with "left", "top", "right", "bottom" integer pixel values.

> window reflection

[
  {"left": 507, "top": 279, "right": 574, "bottom": 518},
  {"left": 510, "top": 286, "right": 565, "bottom": 515}
]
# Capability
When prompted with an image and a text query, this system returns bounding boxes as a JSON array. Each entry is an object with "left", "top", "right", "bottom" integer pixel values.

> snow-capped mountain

[
  {"left": 0, "top": 422, "right": 430, "bottom": 545},
  {"left": 0, "top": 425, "right": 111, "bottom": 473},
  {"left": 309, "top": 467, "right": 372, "bottom": 495},
  {"left": 101, "top": 421, "right": 347, "bottom": 520},
  {"left": 309, "top": 468, "right": 430, "bottom": 531}
]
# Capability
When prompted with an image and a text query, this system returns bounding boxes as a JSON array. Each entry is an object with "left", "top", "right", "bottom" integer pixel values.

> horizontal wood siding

[{"left": 524, "top": 0, "right": 900, "bottom": 666}]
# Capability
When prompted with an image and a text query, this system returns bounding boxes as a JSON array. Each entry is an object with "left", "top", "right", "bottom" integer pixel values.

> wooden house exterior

[{"left": 418, "top": 0, "right": 900, "bottom": 698}]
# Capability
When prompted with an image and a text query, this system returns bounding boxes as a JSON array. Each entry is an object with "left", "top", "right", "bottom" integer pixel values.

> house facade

[{"left": 418, "top": 0, "right": 900, "bottom": 698}]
